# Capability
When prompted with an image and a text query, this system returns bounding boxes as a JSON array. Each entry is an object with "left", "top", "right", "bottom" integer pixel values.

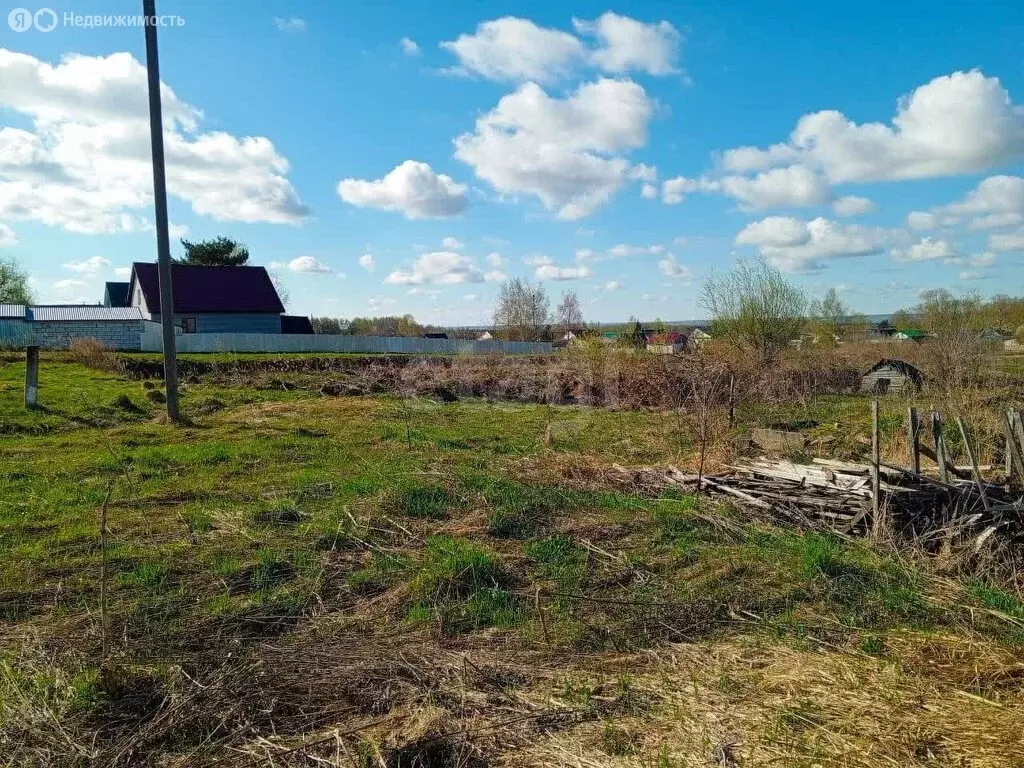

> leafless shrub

[{"left": 67, "top": 337, "right": 120, "bottom": 373}]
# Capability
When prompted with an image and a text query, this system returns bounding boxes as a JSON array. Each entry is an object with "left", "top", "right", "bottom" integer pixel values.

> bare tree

[
  {"left": 493, "top": 278, "right": 550, "bottom": 341},
  {"left": 914, "top": 289, "right": 987, "bottom": 390},
  {"left": 700, "top": 258, "right": 808, "bottom": 365},
  {"left": 809, "top": 287, "right": 847, "bottom": 346},
  {"left": 555, "top": 290, "right": 584, "bottom": 338}
]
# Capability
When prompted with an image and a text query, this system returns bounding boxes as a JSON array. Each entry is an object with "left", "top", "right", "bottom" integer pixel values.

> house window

[{"left": 179, "top": 317, "right": 197, "bottom": 334}]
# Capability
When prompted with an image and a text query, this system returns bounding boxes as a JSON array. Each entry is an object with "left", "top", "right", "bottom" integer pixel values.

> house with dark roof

[
  {"left": 126, "top": 262, "right": 287, "bottom": 334},
  {"left": 859, "top": 359, "right": 924, "bottom": 396}
]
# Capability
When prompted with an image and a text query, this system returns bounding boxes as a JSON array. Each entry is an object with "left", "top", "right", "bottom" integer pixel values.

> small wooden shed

[{"left": 859, "top": 359, "right": 923, "bottom": 396}]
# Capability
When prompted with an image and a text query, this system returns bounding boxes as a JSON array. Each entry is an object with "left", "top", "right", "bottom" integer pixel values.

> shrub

[{"left": 68, "top": 338, "right": 120, "bottom": 372}]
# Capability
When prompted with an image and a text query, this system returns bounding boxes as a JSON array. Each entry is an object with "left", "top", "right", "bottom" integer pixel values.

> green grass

[{"left": 2, "top": 356, "right": 1023, "bottom": 763}]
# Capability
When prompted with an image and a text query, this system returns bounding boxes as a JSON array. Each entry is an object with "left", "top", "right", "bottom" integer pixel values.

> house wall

[
  {"left": 859, "top": 367, "right": 913, "bottom": 395},
  {"left": 32, "top": 320, "right": 144, "bottom": 351},
  {"left": 148, "top": 313, "right": 282, "bottom": 334}
]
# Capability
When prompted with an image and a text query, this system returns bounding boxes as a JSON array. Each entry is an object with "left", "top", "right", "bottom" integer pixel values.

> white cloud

[
  {"left": 958, "top": 269, "right": 982, "bottom": 280},
  {"left": 736, "top": 216, "right": 900, "bottom": 271},
  {"left": 907, "top": 211, "right": 940, "bottom": 231},
  {"left": 608, "top": 243, "right": 665, "bottom": 257},
  {"left": 989, "top": 228, "right": 1024, "bottom": 252},
  {"left": 53, "top": 278, "right": 86, "bottom": 291},
  {"left": 575, "top": 248, "right": 599, "bottom": 262},
  {"left": 338, "top": 160, "right": 468, "bottom": 219},
  {"left": 661, "top": 176, "right": 702, "bottom": 205},
  {"left": 968, "top": 251, "right": 997, "bottom": 267},
  {"left": 441, "top": 236, "right": 464, "bottom": 249},
  {"left": 486, "top": 252, "right": 505, "bottom": 267},
  {"left": 454, "top": 78, "right": 654, "bottom": 219},
  {"left": 385, "top": 251, "right": 484, "bottom": 284},
  {"left": 735, "top": 216, "right": 812, "bottom": 248},
  {"left": 627, "top": 163, "right": 657, "bottom": 183},
  {"left": 535, "top": 263, "right": 592, "bottom": 280},
  {"left": 524, "top": 253, "right": 554, "bottom": 266},
  {"left": 604, "top": 280, "right": 621, "bottom": 291},
  {"left": 63, "top": 255, "right": 111, "bottom": 274},
  {"left": 892, "top": 237, "right": 960, "bottom": 263},
  {"left": 273, "top": 17, "right": 306, "bottom": 32},
  {"left": 288, "top": 256, "right": 332, "bottom": 273},
  {"left": 484, "top": 269, "right": 507, "bottom": 281},
  {"left": 359, "top": 253, "right": 375, "bottom": 272},
  {"left": 573, "top": 12, "right": 681, "bottom": 76},
  {"left": 832, "top": 195, "right": 877, "bottom": 217},
  {"left": 658, "top": 255, "right": 692, "bottom": 281},
  {"left": 441, "top": 13, "right": 680, "bottom": 83},
  {"left": 718, "top": 70, "right": 1024, "bottom": 185},
  {"left": 719, "top": 165, "right": 831, "bottom": 210},
  {"left": 641, "top": 183, "right": 658, "bottom": 199},
  {"left": 399, "top": 37, "right": 420, "bottom": 56},
  {"left": 0, "top": 50, "right": 307, "bottom": 233},
  {"left": 935, "top": 175, "right": 1024, "bottom": 231},
  {"left": 114, "top": 266, "right": 131, "bottom": 278},
  {"left": 0, "top": 222, "right": 16, "bottom": 246},
  {"left": 441, "top": 17, "right": 587, "bottom": 83}
]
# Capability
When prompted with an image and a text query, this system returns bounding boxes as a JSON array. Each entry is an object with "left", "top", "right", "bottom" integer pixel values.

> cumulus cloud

[
  {"left": 988, "top": 228, "right": 1024, "bottom": 252},
  {"left": 359, "top": 253, "right": 375, "bottom": 271},
  {"left": 454, "top": 78, "right": 653, "bottom": 219},
  {"left": 891, "top": 237, "right": 960, "bottom": 263},
  {"left": 0, "top": 49, "right": 308, "bottom": 234},
  {"left": 719, "top": 70, "right": 1024, "bottom": 185},
  {"left": 641, "top": 183, "right": 658, "bottom": 199},
  {"left": 535, "top": 263, "right": 592, "bottom": 280},
  {"left": 114, "top": 265, "right": 131, "bottom": 278},
  {"left": 441, "top": 17, "right": 587, "bottom": 83},
  {"left": 337, "top": 160, "right": 468, "bottom": 219},
  {"left": 63, "top": 255, "right": 111, "bottom": 274},
  {"left": 604, "top": 280, "right": 622, "bottom": 291},
  {"left": 485, "top": 269, "right": 507, "bottom": 281},
  {"left": 441, "top": 236, "right": 464, "bottom": 249},
  {"left": 486, "top": 252, "right": 505, "bottom": 267},
  {"left": 441, "top": 13, "right": 680, "bottom": 83},
  {"left": 0, "top": 222, "right": 16, "bottom": 246},
  {"left": 573, "top": 12, "right": 681, "bottom": 76},
  {"left": 718, "top": 165, "right": 831, "bottom": 210},
  {"left": 832, "top": 195, "right": 877, "bottom": 217},
  {"left": 658, "top": 255, "right": 692, "bottom": 280},
  {"left": 288, "top": 256, "right": 332, "bottom": 273},
  {"left": 399, "top": 37, "right": 420, "bottom": 56},
  {"left": 384, "top": 251, "right": 484, "bottom": 284},
  {"left": 735, "top": 216, "right": 812, "bottom": 248},
  {"left": 53, "top": 278, "right": 87, "bottom": 291},
  {"left": 735, "top": 216, "right": 900, "bottom": 271}
]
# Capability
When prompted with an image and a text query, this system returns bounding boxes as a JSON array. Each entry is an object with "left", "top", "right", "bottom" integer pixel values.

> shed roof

[
  {"left": 130, "top": 262, "right": 286, "bottom": 314},
  {"left": 0, "top": 304, "right": 27, "bottom": 319},
  {"left": 29, "top": 306, "right": 144, "bottom": 322},
  {"left": 863, "top": 358, "right": 924, "bottom": 384}
]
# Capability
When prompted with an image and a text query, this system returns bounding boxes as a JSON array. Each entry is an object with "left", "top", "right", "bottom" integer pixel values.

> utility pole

[{"left": 143, "top": 0, "right": 180, "bottom": 421}]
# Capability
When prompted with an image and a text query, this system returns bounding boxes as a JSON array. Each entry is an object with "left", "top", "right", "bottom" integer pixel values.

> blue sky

[{"left": 1, "top": 0, "right": 1023, "bottom": 324}]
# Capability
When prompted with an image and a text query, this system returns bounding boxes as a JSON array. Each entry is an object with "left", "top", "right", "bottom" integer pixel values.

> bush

[{"left": 68, "top": 338, "right": 120, "bottom": 372}]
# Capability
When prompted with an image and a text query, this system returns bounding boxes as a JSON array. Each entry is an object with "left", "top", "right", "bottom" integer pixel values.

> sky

[{"left": 1, "top": 0, "right": 1023, "bottom": 325}]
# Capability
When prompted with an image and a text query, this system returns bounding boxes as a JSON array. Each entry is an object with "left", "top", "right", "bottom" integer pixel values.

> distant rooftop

[{"left": 131, "top": 262, "right": 286, "bottom": 314}]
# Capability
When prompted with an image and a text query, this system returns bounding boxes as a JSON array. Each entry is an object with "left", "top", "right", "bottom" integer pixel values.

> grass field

[{"left": 1, "top": 357, "right": 1023, "bottom": 766}]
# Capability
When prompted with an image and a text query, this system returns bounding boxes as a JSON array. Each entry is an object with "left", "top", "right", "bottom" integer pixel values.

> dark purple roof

[{"left": 131, "top": 262, "right": 285, "bottom": 314}]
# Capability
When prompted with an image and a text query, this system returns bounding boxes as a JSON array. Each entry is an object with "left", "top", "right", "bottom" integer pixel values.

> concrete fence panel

[{"left": 139, "top": 327, "right": 552, "bottom": 355}]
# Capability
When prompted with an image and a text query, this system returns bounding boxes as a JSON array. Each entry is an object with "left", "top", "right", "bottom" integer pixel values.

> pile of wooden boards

[{"left": 603, "top": 456, "right": 1024, "bottom": 550}]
